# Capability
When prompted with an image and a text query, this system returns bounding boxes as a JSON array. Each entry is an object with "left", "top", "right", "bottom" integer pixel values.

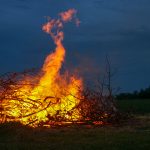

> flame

[
  {"left": 1, "top": 9, "right": 83, "bottom": 127},
  {"left": 59, "top": 9, "right": 77, "bottom": 22}
]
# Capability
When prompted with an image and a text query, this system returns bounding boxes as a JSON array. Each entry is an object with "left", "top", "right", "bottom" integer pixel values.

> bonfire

[{"left": 0, "top": 9, "right": 117, "bottom": 127}]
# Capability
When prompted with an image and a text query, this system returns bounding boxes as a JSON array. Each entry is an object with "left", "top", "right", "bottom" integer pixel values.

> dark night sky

[{"left": 0, "top": 0, "right": 150, "bottom": 92}]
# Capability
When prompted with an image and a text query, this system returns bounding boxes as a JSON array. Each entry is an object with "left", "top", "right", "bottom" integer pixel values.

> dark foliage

[{"left": 116, "top": 86, "right": 150, "bottom": 100}]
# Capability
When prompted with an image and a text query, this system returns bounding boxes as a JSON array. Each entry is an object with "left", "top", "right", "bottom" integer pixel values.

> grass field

[
  {"left": 117, "top": 99, "right": 150, "bottom": 114},
  {"left": 0, "top": 99, "right": 149, "bottom": 150}
]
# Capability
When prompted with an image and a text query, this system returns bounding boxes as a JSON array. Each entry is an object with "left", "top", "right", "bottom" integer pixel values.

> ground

[{"left": 0, "top": 99, "right": 150, "bottom": 150}]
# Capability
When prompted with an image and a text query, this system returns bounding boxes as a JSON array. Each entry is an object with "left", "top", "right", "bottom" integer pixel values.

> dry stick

[{"left": 16, "top": 96, "right": 60, "bottom": 119}]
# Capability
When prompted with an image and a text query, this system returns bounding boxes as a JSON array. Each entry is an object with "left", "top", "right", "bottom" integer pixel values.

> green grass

[
  {"left": 0, "top": 99, "right": 150, "bottom": 150},
  {"left": 0, "top": 122, "right": 150, "bottom": 150},
  {"left": 117, "top": 99, "right": 150, "bottom": 114}
]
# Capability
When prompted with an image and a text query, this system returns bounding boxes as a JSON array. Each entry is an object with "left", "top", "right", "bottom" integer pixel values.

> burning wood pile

[{"left": 0, "top": 9, "right": 117, "bottom": 127}]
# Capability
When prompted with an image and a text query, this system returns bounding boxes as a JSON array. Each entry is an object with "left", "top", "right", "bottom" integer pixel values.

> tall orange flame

[{"left": 1, "top": 9, "right": 82, "bottom": 127}]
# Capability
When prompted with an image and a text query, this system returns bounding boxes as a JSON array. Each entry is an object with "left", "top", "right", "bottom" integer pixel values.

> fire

[
  {"left": 59, "top": 9, "right": 77, "bottom": 22},
  {"left": 0, "top": 9, "right": 83, "bottom": 127}
]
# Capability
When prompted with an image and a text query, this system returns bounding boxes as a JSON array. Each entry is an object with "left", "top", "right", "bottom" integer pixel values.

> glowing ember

[{"left": 0, "top": 9, "right": 83, "bottom": 127}]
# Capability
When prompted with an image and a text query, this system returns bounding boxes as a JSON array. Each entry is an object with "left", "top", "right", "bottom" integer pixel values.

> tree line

[{"left": 116, "top": 86, "right": 150, "bottom": 100}]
